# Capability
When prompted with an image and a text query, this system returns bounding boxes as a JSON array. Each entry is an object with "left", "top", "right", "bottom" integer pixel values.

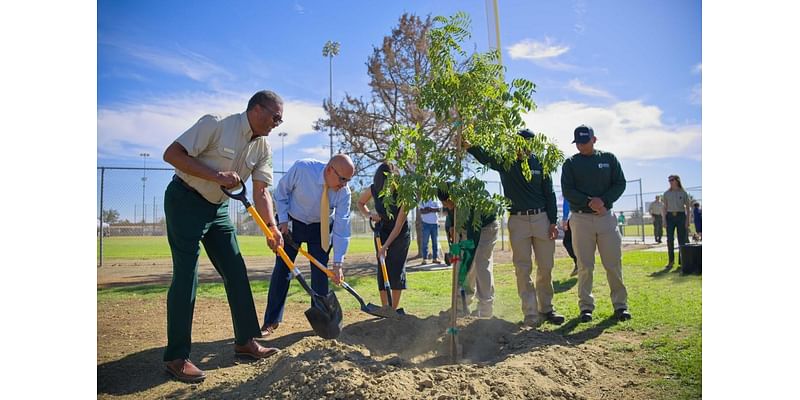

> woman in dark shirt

[{"left": 356, "top": 162, "right": 410, "bottom": 309}]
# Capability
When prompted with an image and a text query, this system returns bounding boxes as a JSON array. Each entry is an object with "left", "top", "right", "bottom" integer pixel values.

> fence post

[
  {"left": 638, "top": 178, "right": 645, "bottom": 243},
  {"left": 98, "top": 167, "right": 105, "bottom": 267}
]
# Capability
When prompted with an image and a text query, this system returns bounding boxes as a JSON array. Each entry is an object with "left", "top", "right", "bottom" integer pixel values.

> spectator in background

[
  {"left": 562, "top": 200, "right": 578, "bottom": 277},
  {"left": 648, "top": 195, "right": 665, "bottom": 243},
  {"left": 419, "top": 198, "right": 442, "bottom": 264},
  {"left": 662, "top": 174, "right": 693, "bottom": 272},
  {"left": 692, "top": 201, "right": 702, "bottom": 240},
  {"left": 617, "top": 212, "right": 626, "bottom": 236}
]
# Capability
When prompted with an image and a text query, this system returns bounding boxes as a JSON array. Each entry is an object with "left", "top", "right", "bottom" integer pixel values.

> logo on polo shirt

[
  {"left": 598, "top": 163, "right": 610, "bottom": 168},
  {"left": 533, "top": 170, "right": 541, "bottom": 175}
]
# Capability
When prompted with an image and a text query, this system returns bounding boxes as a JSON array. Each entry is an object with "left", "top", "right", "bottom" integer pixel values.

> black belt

[
  {"left": 172, "top": 175, "right": 200, "bottom": 195},
  {"left": 510, "top": 208, "right": 546, "bottom": 216},
  {"left": 574, "top": 209, "right": 613, "bottom": 214},
  {"left": 668, "top": 211, "right": 685, "bottom": 216}
]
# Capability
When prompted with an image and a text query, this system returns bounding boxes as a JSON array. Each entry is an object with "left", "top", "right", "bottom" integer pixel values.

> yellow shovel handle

[
  {"left": 246, "top": 205, "right": 297, "bottom": 272},
  {"left": 376, "top": 236, "right": 391, "bottom": 284}
]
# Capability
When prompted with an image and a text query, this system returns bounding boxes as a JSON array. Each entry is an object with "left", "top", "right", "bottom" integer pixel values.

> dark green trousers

[{"left": 163, "top": 179, "right": 260, "bottom": 361}]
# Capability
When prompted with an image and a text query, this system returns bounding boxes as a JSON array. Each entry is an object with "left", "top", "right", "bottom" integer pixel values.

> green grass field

[
  {"left": 99, "top": 250, "right": 701, "bottom": 399},
  {"left": 97, "top": 235, "right": 514, "bottom": 260}
]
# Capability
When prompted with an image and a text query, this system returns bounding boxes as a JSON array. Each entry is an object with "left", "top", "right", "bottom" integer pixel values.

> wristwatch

[{"left": 331, "top": 262, "right": 343, "bottom": 268}]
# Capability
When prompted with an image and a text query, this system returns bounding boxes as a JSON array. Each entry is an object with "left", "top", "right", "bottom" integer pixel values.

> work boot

[
  {"left": 579, "top": 310, "right": 593, "bottom": 323},
  {"left": 543, "top": 311, "right": 565, "bottom": 325},
  {"left": 522, "top": 314, "right": 543, "bottom": 328},
  {"left": 613, "top": 308, "right": 632, "bottom": 321}
]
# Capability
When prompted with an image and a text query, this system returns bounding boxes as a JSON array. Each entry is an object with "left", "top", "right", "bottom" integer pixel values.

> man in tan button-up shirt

[{"left": 161, "top": 90, "right": 284, "bottom": 383}]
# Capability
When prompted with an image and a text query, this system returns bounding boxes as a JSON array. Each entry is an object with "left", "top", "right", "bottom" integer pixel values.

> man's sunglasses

[
  {"left": 259, "top": 103, "right": 283, "bottom": 126},
  {"left": 331, "top": 166, "right": 351, "bottom": 183}
]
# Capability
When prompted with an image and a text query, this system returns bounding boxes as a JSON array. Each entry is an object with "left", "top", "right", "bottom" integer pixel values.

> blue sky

[{"left": 98, "top": 0, "right": 701, "bottom": 216}]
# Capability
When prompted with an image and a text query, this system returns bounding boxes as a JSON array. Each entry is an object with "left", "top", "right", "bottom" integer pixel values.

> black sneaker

[
  {"left": 614, "top": 308, "right": 632, "bottom": 321},
  {"left": 543, "top": 311, "right": 565, "bottom": 325},
  {"left": 579, "top": 310, "right": 593, "bottom": 323}
]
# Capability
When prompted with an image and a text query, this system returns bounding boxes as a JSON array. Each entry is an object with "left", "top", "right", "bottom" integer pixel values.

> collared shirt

[
  {"left": 561, "top": 149, "right": 626, "bottom": 213},
  {"left": 648, "top": 200, "right": 665, "bottom": 215},
  {"left": 174, "top": 112, "right": 273, "bottom": 204},
  {"left": 419, "top": 199, "right": 441, "bottom": 224},
  {"left": 662, "top": 189, "right": 692, "bottom": 213},
  {"left": 274, "top": 159, "right": 351, "bottom": 263},
  {"left": 467, "top": 146, "right": 558, "bottom": 224}
]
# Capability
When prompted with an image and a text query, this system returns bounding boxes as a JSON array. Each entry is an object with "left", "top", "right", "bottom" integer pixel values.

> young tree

[{"left": 381, "top": 12, "right": 565, "bottom": 363}]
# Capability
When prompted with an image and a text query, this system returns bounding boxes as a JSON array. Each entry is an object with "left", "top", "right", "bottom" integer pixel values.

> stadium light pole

[
  {"left": 278, "top": 131, "right": 288, "bottom": 172},
  {"left": 322, "top": 40, "right": 340, "bottom": 158},
  {"left": 140, "top": 152, "right": 150, "bottom": 236}
]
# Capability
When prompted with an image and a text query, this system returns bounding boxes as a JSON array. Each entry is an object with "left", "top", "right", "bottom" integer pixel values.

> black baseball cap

[
  {"left": 572, "top": 125, "right": 594, "bottom": 144},
  {"left": 518, "top": 128, "right": 535, "bottom": 139}
]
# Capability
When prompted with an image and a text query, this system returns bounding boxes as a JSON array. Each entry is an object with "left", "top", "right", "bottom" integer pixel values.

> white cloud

[
  {"left": 299, "top": 146, "right": 331, "bottom": 160},
  {"left": 293, "top": 2, "right": 305, "bottom": 14},
  {"left": 566, "top": 79, "right": 613, "bottom": 99},
  {"left": 507, "top": 38, "right": 575, "bottom": 70},
  {"left": 692, "top": 63, "right": 702, "bottom": 74},
  {"left": 508, "top": 38, "right": 570, "bottom": 60},
  {"left": 124, "top": 44, "right": 233, "bottom": 83},
  {"left": 97, "top": 92, "right": 326, "bottom": 161},
  {"left": 523, "top": 100, "right": 701, "bottom": 161}
]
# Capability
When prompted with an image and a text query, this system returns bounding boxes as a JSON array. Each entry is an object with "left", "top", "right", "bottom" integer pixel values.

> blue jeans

[
  {"left": 421, "top": 222, "right": 439, "bottom": 259},
  {"left": 264, "top": 217, "right": 331, "bottom": 326}
]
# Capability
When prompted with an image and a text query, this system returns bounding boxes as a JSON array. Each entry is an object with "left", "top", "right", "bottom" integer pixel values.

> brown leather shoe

[
  {"left": 234, "top": 339, "right": 280, "bottom": 360},
  {"left": 259, "top": 322, "right": 279, "bottom": 338},
  {"left": 165, "top": 359, "right": 205, "bottom": 383}
]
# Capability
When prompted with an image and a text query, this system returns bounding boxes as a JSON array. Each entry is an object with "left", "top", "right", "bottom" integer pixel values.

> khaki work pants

[
  {"left": 569, "top": 211, "right": 629, "bottom": 312},
  {"left": 508, "top": 213, "right": 555, "bottom": 317},
  {"left": 464, "top": 220, "right": 499, "bottom": 316}
]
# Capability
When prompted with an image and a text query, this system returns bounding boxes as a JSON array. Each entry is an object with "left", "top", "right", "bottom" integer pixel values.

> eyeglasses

[
  {"left": 259, "top": 103, "right": 283, "bottom": 126},
  {"left": 331, "top": 166, "right": 351, "bottom": 183},
  {"left": 668, "top": 178, "right": 676, "bottom": 182}
]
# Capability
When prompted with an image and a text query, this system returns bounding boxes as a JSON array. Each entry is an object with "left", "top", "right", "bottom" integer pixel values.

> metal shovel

[{"left": 221, "top": 181, "right": 343, "bottom": 339}]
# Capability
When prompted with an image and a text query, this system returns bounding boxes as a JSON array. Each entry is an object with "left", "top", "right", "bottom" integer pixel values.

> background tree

[{"left": 101, "top": 209, "right": 120, "bottom": 224}]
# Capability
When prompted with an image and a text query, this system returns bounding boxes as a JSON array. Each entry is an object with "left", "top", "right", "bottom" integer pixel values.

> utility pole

[
  {"left": 322, "top": 40, "right": 340, "bottom": 158},
  {"left": 278, "top": 131, "right": 288, "bottom": 172}
]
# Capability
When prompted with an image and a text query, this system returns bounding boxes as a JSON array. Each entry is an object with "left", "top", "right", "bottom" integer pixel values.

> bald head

[{"left": 325, "top": 154, "right": 355, "bottom": 190}]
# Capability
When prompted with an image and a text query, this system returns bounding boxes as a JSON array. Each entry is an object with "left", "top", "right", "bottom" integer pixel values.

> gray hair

[{"left": 247, "top": 90, "right": 283, "bottom": 111}]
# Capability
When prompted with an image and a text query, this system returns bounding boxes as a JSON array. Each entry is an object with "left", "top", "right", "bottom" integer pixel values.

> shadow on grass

[
  {"left": 553, "top": 278, "right": 577, "bottom": 293},
  {"left": 555, "top": 316, "right": 621, "bottom": 345},
  {"left": 97, "top": 330, "right": 315, "bottom": 396}
]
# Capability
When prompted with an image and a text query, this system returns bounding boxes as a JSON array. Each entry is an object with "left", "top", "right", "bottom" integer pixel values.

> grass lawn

[
  {"left": 98, "top": 234, "right": 515, "bottom": 260},
  {"left": 99, "top": 249, "right": 701, "bottom": 399},
  {"left": 97, "top": 234, "right": 422, "bottom": 259}
]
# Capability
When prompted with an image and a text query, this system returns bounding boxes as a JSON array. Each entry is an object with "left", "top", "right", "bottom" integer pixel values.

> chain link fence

[{"left": 97, "top": 167, "right": 699, "bottom": 266}]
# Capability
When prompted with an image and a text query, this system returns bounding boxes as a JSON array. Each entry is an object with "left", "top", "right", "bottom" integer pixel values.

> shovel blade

[
  {"left": 363, "top": 303, "right": 403, "bottom": 319},
  {"left": 304, "top": 291, "right": 343, "bottom": 339}
]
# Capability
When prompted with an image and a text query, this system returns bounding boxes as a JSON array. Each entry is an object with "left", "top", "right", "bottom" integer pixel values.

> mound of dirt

[{"left": 202, "top": 313, "right": 649, "bottom": 400}]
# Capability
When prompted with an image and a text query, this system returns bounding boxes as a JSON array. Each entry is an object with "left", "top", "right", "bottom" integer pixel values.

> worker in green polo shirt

[
  {"left": 465, "top": 129, "right": 565, "bottom": 328},
  {"left": 561, "top": 125, "right": 631, "bottom": 323},
  {"left": 160, "top": 90, "right": 283, "bottom": 383}
]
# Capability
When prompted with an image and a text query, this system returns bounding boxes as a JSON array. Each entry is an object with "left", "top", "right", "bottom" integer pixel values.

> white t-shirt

[{"left": 419, "top": 199, "right": 441, "bottom": 224}]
